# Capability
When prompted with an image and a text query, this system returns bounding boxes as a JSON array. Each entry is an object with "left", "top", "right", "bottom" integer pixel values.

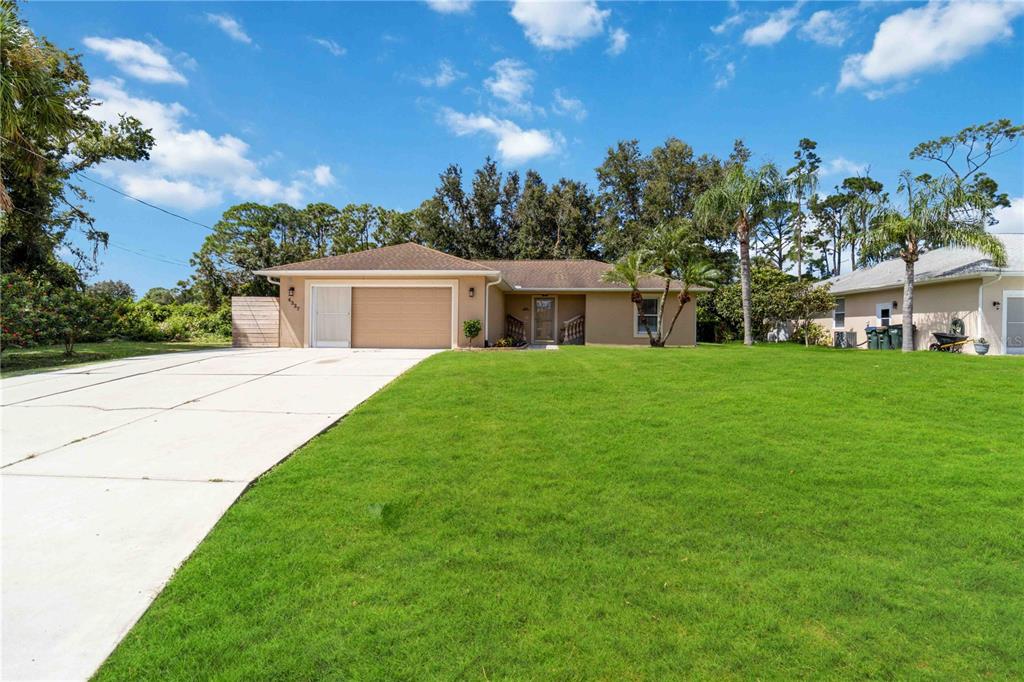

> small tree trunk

[
  {"left": 663, "top": 289, "right": 691, "bottom": 345},
  {"left": 902, "top": 259, "right": 915, "bottom": 352},
  {"left": 738, "top": 227, "right": 754, "bottom": 346}
]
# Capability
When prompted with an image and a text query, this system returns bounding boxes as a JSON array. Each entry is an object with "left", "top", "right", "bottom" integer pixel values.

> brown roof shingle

[
  {"left": 259, "top": 243, "right": 494, "bottom": 273},
  {"left": 476, "top": 259, "right": 675, "bottom": 290}
]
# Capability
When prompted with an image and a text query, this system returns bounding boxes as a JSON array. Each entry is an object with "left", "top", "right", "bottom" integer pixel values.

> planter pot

[{"left": 974, "top": 342, "right": 990, "bottom": 355}]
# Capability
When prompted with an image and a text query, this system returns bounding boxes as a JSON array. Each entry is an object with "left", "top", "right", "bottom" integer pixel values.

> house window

[
  {"left": 833, "top": 298, "right": 846, "bottom": 329},
  {"left": 876, "top": 302, "right": 892, "bottom": 327},
  {"left": 634, "top": 297, "right": 659, "bottom": 336}
]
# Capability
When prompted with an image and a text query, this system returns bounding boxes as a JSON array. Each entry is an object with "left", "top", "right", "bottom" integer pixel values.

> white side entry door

[{"left": 312, "top": 286, "right": 352, "bottom": 348}]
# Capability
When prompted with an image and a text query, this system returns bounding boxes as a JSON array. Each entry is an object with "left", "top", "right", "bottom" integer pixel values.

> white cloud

[
  {"left": 991, "top": 197, "right": 1024, "bottom": 234},
  {"left": 800, "top": 10, "right": 851, "bottom": 47},
  {"left": 839, "top": 0, "right": 1024, "bottom": 93},
  {"left": 425, "top": 0, "right": 473, "bottom": 14},
  {"left": 607, "top": 27, "right": 629, "bottom": 55},
  {"left": 714, "top": 62, "right": 736, "bottom": 90},
  {"left": 510, "top": 0, "right": 610, "bottom": 50},
  {"left": 484, "top": 59, "right": 536, "bottom": 114},
  {"left": 206, "top": 13, "right": 254, "bottom": 45},
  {"left": 311, "top": 165, "right": 335, "bottom": 187},
  {"left": 312, "top": 38, "right": 346, "bottom": 57},
  {"left": 441, "top": 108, "right": 561, "bottom": 163},
  {"left": 418, "top": 59, "right": 465, "bottom": 87},
  {"left": 88, "top": 78, "right": 316, "bottom": 210},
  {"left": 120, "top": 175, "right": 222, "bottom": 211},
  {"left": 743, "top": 4, "right": 801, "bottom": 46},
  {"left": 821, "top": 157, "right": 868, "bottom": 177},
  {"left": 552, "top": 89, "right": 586, "bottom": 121},
  {"left": 711, "top": 13, "right": 745, "bottom": 35},
  {"left": 83, "top": 37, "right": 187, "bottom": 84}
]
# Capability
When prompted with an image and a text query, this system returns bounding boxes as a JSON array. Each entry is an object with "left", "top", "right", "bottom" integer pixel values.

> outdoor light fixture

[
  {"left": 892, "top": 300, "right": 899, "bottom": 310},
  {"left": 468, "top": 287, "right": 475, "bottom": 298},
  {"left": 288, "top": 286, "right": 295, "bottom": 298},
  {"left": 994, "top": 300, "right": 1001, "bottom": 310}
]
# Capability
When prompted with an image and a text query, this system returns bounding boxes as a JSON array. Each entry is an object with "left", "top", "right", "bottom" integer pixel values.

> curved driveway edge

[{"left": 1, "top": 347, "right": 440, "bottom": 681}]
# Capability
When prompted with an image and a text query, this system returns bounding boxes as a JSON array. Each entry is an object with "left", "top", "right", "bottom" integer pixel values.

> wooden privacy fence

[{"left": 231, "top": 296, "right": 280, "bottom": 347}]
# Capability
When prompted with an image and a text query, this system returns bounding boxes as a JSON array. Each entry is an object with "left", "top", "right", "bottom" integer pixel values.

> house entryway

[{"left": 532, "top": 296, "right": 556, "bottom": 343}]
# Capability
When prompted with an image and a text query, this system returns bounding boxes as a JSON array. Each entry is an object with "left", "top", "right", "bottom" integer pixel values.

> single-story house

[
  {"left": 814, "top": 233, "right": 1023, "bottom": 355},
  {"left": 253, "top": 242, "right": 703, "bottom": 349}
]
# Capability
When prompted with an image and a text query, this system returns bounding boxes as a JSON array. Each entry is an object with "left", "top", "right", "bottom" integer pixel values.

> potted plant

[
  {"left": 463, "top": 319, "right": 481, "bottom": 348},
  {"left": 974, "top": 337, "right": 990, "bottom": 355}
]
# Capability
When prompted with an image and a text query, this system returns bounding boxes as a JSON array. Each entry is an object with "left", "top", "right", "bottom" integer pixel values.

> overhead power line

[{"left": 0, "top": 134, "right": 216, "bottom": 232}]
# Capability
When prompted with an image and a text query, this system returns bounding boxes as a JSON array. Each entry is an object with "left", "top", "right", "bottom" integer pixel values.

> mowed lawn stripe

[{"left": 95, "top": 345, "right": 1024, "bottom": 680}]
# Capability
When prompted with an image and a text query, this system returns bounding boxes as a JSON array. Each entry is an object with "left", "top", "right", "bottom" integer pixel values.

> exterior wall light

[
  {"left": 468, "top": 287, "right": 475, "bottom": 298},
  {"left": 892, "top": 300, "right": 898, "bottom": 311},
  {"left": 288, "top": 286, "right": 295, "bottom": 298},
  {"left": 993, "top": 300, "right": 1001, "bottom": 310}
]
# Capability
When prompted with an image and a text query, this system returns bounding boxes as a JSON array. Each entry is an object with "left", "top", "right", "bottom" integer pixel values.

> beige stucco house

[
  {"left": 253, "top": 243, "right": 702, "bottom": 349},
  {"left": 814, "top": 234, "right": 1023, "bottom": 355}
]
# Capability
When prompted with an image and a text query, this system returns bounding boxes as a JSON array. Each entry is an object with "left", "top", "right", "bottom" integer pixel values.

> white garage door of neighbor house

[
  {"left": 312, "top": 286, "right": 352, "bottom": 348},
  {"left": 1006, "top": 292, "right": 1024, "bottom": 355}
]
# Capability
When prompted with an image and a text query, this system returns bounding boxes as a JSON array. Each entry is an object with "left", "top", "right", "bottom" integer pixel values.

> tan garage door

[{"left": 351, "top": 287, "right": 452, "bottom": 348}]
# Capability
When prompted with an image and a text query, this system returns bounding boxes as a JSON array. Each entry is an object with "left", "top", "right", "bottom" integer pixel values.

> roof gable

[{"left": 261, "top": 243, "right": 493, "bottom": 273}]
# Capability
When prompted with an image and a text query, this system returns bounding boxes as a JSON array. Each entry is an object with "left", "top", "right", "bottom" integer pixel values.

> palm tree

[
  {"left": 662, "top": 258, "right": 720, "bottom": 344},
  {"left": 862, "top": 171, "right": 1007, "bottom": 352},
  {"left": 695, "top": 163, "right": 783, "bottom": 346},
  {"left": 602, "top": 251, "right": 656, "bottom": 344}
]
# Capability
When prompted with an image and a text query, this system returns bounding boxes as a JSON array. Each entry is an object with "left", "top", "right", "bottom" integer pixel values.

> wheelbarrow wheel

[{"left": 929, "top": 343, "right": 940, "bottom": 351}]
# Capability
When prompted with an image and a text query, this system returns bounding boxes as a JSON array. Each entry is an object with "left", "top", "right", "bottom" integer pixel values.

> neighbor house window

[
  {"left": 635, "top": 297, "right": 659, "bottom": 336},
  {"left": 833, "top": 298, "right": 845, "bottom": 328},
  {"left": 876, "top": 302, "right": 891, "bottom": 327}
]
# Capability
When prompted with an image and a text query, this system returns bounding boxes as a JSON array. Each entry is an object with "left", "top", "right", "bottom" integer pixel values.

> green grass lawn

[
  {"left": 0, "top": 339, "right": 230, "bottom": 377},
  {"left": 96, "top": 345, "right": 1024, "bottom": 680}
]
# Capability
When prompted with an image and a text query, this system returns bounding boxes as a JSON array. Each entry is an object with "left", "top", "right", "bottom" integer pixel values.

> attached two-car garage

[{"left": 311, "top": 285, "right": 453, "bottom": 349}]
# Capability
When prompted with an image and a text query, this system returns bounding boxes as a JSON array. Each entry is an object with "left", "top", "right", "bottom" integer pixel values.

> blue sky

[{"left": 24, "top": 0, "right": 1024, "bottom": 294}]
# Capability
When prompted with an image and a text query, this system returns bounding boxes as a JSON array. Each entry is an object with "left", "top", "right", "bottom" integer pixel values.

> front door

[
  {"left": 1006, "top": 292, "right": 1024, "bottom": 355},
  {"left": 533, "top": 297, "right": 555, "bottom": 343},
  {"left": 312, "top": 286, "right": 352, "bottom": 347}
]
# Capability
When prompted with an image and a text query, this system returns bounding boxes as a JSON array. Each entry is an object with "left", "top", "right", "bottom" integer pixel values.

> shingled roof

[
  {"left": 825, "top": 233, "right": 1022, "bottom": 294},
  {"left": 476, "top": 259, "right": 678, "bottom": 290},
  {"left": 258, "top": 242, "right": 495, "bottom": 273}
]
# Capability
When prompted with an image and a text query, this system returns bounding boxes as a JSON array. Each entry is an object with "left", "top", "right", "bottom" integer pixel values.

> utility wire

[
  {"left": 0, "top": 134, "right": 216, "bottom": 232},
  {"left": 8, "top": 204, "right": 191, "bottom": 267}
]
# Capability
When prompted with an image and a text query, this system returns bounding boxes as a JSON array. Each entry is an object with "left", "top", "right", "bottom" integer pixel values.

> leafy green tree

[
  {"left": 373, "top": 208, "right": 420, "bottom": 247},
  {"left": 808, "top": 191, "right": 853, "bottom": 277},
  {"left": 786, "top": 138, "right": 821, "bottom": 281},
  {"left": 862, "top": 172, "right": 1007, "bottom": 351},
  {"left": 595, "top": 138, "right": 724, "bottom": 260},
  {"left": 511, "top": 170, "right": 554, "bottom": 259},
  {"left": 88, "top": 280, "right": 135, "bottom": 300},
  {"left": 0, "top": 1, "right": 153, "bottom": 283},
  {"left": 713, "top": 266, "right": 834, "bottom": 342},
  {"left": 757, "top": 198, "right": 796, "bottom": 270},
  {"left": 301, "top": 203, "right": 345, "bottom": 257},
  {"left": 645, "top": 222, "right": 720, "bottom": 346},
  {"left": 840, "top": 175, "right": 886, "bottom": 270},
  {"left": 189, "top": 203, "right": 314, "bottom": 307},
  {"left": 695, "top": 163, "right": 783, "bottom": 346},
  {"left": 142, "top": 287, "right": 177, "bottom": 305},
  {"left": 909, "top": 119, "right": 1022, "bottom": 226},
  {"left": 549, "top": 178, "right": 597, "bottom": 259}
]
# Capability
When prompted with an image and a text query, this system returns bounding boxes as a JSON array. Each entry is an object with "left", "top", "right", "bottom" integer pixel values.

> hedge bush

[{"left": 2, "top": 272, "right": 231, "bottom": 352}]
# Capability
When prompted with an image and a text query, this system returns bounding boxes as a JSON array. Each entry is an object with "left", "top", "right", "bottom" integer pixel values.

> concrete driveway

[{"left": 1, "top": 347, "right": 440, "bottom": 681}]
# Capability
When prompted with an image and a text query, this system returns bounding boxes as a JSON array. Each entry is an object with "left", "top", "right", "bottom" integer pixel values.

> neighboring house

[
  {"left": 814, "top": 234, "right": 1023, "bottom": 355},
  {"left": 253, "top": 242, "right": 703, "bottom": 349}
]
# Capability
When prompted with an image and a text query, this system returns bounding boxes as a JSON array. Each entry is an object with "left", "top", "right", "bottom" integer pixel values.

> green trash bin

[
  {"left": 866, "top": 327, "right": 879, "bottom": 350},
  {"left": 889, "top": 325, "right": 902, "bottom": 350}
]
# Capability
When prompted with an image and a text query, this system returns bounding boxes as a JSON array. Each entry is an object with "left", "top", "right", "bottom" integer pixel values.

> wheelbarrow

[{"left": 929, "top": 331, "right": 971, "bottom": 352}]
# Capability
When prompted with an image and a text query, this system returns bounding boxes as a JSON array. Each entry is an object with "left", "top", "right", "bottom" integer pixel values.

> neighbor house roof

[
  {"left": 475, "top": 259, "right": 682, "bottom": 291},
  {"left": 825, "top": 233, "right": 1022, "bottom": 295},
  {"left": 255, "top": 242, "right": 496, "bottom": 274}
]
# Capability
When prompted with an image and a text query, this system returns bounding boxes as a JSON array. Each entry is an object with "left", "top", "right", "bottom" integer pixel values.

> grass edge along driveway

[
  {"left": 95, "top": 345, "right": 1024, "bottom": 680},
  {"left": 0, "top": 339, "right": 230, "bottom": 377}
]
